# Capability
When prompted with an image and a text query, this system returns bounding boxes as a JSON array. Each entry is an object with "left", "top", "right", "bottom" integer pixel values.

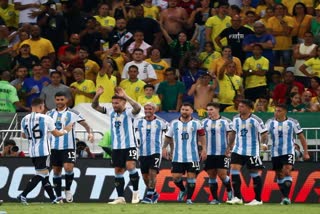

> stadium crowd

[{"left": 1, "top": 0, "right": 320, "bottom": 114}]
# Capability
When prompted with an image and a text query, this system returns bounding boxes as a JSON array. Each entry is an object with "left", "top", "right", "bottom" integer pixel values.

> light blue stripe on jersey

[
  {"left": 63, "top": 112, "right": 72, "bottom": 149},
  {"left": 123, "top": 111, "right": 130, "bottom": 148},
  {"left": 241, "top": 120, "right": 246, "bottom": 155},
  {"left": 250, "top": 119, "right": 256, "bottom": 156},
  {"left": 287, "top": 122, "right": 293, "bottom": 155},
  {"left": 55, "top": 112, "right": 62, "bottom": 149},
  {"left": 173, "top": 122, "right": 179, "bottom": 161},
  {"left": 155, "top": 120, "right": 161, "bottom": 154},
  {"left": 220, "top": 120, "right": 226, "bottom": 154},
  {"left": 278, "top": 121, "right": 283, "bottom": 155},
  {"left": 38, "top": 117, "right": 45, "bottom": 156},
  {"left": 30, "top": 113, "right": 35, "bottom": 157},
  {"left": 191, "top": 121, "right": 197, "bottom": 161},
  {"left": 182, "top": 124, "right": 187, "bottom": 162},
  {"left": 138, "top": 120, "right": 144, "bottom": 153},
  {"left": 211, "top": 120, "right": 216, "bottom": 154},
  {"left": 235, "top": 119, "right": 240, "bottom": 154},
  {"left": 146, "top": 121, "right": 151, "bottom": 155},
  {"left": 270, "top": 121, "right": 275, "bottom": 157}
]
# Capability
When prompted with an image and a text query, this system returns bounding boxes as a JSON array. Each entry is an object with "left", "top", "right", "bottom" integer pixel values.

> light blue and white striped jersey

[
  {"left": 21, "top": 112, "right": 55, "bottom": 157},
  {"left": 134, "top": 117, "right": 167, "bottom": 156},
  {"left": 103, "top": 107, "right": 139, "bottom": 149},
  {"left": 47, "top": 108, "right": 84, "bottom": 150},
  {"left": 231, "top": 114, "right": 267, "bottom": 156},
  {"left": 203, "top": 116, "right": 232, "bottom": 156},
  {"left": 266, "top": 117, "right": 303, "bottom": 157},
  {"left": 166, "top": 118, "right": 204, "bottom": 163}
]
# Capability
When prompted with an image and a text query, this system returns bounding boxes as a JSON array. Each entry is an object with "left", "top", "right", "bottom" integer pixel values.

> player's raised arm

[
  {"left": 115, "top": 87, "right": 141, "bottom": 115},
  {"left": 91, "top": 86, "right": 106, "bottom": 113}
]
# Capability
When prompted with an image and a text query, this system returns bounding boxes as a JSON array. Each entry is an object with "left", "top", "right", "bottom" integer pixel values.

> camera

[{"left": 10, "top": 146, "right": 19, "bottom": 153}]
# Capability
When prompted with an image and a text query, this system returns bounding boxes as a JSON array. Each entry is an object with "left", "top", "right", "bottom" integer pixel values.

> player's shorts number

[
  {"left": 68, "top": 151, "right": 76, "bottom": 159},
  {"left": 288, "top": 154, "right": 294, "bottom": 164},
  {"left": 249, "top": 156, "right": 262, "bottom": 166},
  {"left": 192, "top": 161, "right": 200, "bottom": 170},
  {"left": 154, "top": 157, "right": 160, "bottom": 168},
  {"left": 224, "top": 157, "right": 230, "bottom": 168},
  {"left": 129, "top": 149, "right": 138, "bottom": 159},
  {"left": 24, "top": 124, "right": 43, "bottom": 140}
]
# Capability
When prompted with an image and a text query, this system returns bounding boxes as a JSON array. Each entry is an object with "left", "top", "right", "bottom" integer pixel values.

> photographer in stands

[
  {"left": 76, "top": 140, "right": 95, "bottom": 159},
  {"left": 0, "top": 139, "right": 25, "bottom": 157}
]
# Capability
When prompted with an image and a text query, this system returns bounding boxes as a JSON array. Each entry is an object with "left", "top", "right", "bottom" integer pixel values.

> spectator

[
  {"left": 273, "top": 71, "right": 304, "bottom": 105},
  {"left": 121, "top": 48, "right": 157, "bottom": 84},
  {"left": 0, "top": 139, "right": 25, "bottom": 157},
  {"left": 109, "top": 18, "right": 133, "bottom": 52},
  {"left": 0, "top": 25, "right": 11, "bottom": 71},
  {"left": 78, "top": 46, "right": 100, "bottom": 83},
  {"left": 293, "top": 32, "right": 317, "bottom": 87},
  {"left": 11, "top": 43, "right": 40, "bottom": 73},
  {"left": 145, "top": 47, "right": 169, "bottom": 89},
  {"left": 95, "top": 59, "right": 117, "bottom": 103},
  {"left": 224, "top": 94, "right": 245, "bottom": 112},
  {"left": 178, "top": 0, "right": 196, "bottom": 15},
  {"left": 243, "top": 21, "right": 275, "bottom": 69},
  {"left": 94, "top": 3, "right": 115, "bottom": 33},
  {"left": 142, "top": 0, "right": 160, "bottom": 20},
  {"left": 161, "top": 25, "right": 196, "bottom": 69},
  {"left": 291, "top": 3, "right": 312, "bottom": 45},
  {"left": 22, "top": 63, "right": 50, "bottom": 107},
  {"left": 187, "top": 72, "right": 217, "bottom": 114},
  {"left": 127, "top": 31, "right": 152, "bottom": 58},
  {"left": 110, "top": 0, "right": 128, "bottom": 20},
  {"left": 299, "top": 46, "right": 320, "bottom": 78},
  {"left": 137, "top": 84, "right": 161, "bottom": 112},
  {"left": 70, "top": 67, "right": 96, "bottom": 106},
  {"left": 282, "top": 0, "right": 314, "bottom": 16},
  {"left": 76, "top": 140, "right": 95, "bottom": 158},
  {"left": 14, "top": 0, "right": 46, "bottom": 25},
  {"left": 287, "top": 92, "right": 306, "bottom": 112},
  {"left": 60, "top": 0, "right": 86, "bottom": 36},
  {"left": 254, "top": 95, "right": 274, "bottom": 112},
  {"left": 157, "top": 68, "right": 185, "bottom": 112},
  {"left": 215, "top": 15, "right": 253, "bottom": 64},
  {"left": 0, "top": 0, "right": 18, "bottom": 29},
  {"left": 205, "top": 2, "right": 231, "bottom": 52},
  {"left": 0, "top": 69, "right": 29, "bottom": 112},
  {"left": 266, "top": 3, "right": 294, "bottom": 68},
  {"left": 119, "top": 65, "right": 146, "bottom": 101},
  {"left": 37, "top": 1, "right": 66, "bottom": 51},
  {"left": 255, "top": 0, "right": 275, "bottom": 19},
  {"left": 57, "top": 34, "right": 81, "bottom": 63},
  {"left": 311, "top": 6, "right": 320, "bottom": 46},
  {"left": 267, "top": 70, "right": 282, "bottom": 98},
  {"left": 259, "top": 7, "right": 274, "bottom": 25},
  {"left": 217, "top": 61, "right": 244, "bottom": 112},
  {"left": 240, "top": 0, "right": 256, "bottom": 18},
  {"left": 40, "top": 70, "right": 72, "bottom": 111},
  {"left": 127, "top": 5, "right": 161, "bottom": 47},
  {"left": 301, "top": 90, "right": 313, "bottom": 111},
  {"left": 10, "top": 65, "right": 28, "bottom": 108},
  {"left": 187, "top": 0, "right": 215, "bottom": 52},
  {"left": 40, "top": 56, "right": 53, "bottom": 78},
  {"left": 198, "top": 41, "right": 221, "bottom": 70},
  {"left": 19, "top": 25, "right": 55, "bottom": 62},
  {"left": 311, "top": 85, "right": 320, "bottom": 105},
  {"left": 11, "top": 29, "right": 30, "bottom": 57},
  {"left": 243, "top": 44, "right": 269, "bottom": 102},
  {"left": 210, "top": 46, "right": 242, "bottom": 77},
  {"left": 308, "top": 76, "right": 320, "bottom": 97}
]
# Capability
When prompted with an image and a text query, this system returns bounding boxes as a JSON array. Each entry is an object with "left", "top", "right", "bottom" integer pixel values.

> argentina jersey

[
  {"left": 21, "top": 112, "right": 55, "bottom": 157},
  {"left": 266, "top": 117, "right": 303, "bottom": 157},
  {"left": 166, "top": 119, "right": 203, "bottom": 163},
  {"left": 47, "top": 108, "right": 84, "bottom": 150},
  {"left": 134, "top": 117, "right": 167, "bottom": 156},
  {"left": 104, "top": 107, "right": 138, "bottom": 149},
  {"left": 203, "top": 116, "right": 232, "bottom": 156},
  {"left": 232, "top": 114, "right": 267, "bottom": 156}
]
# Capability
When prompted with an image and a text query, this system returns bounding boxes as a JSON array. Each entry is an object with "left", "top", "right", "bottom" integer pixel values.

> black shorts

[
  {"left": 51, "top": 149, "right": 76, "bottom": 167},
  {"left": 32, "top": 156, "right": 50, "bottom": 170},
  {"left": 139, "top": 154, "right": 161, "bottom": 174},
  {"left": 112, "top": 147, "right": 138, "bottom": 168},
  {"left": 204, "top": 155, "right": 230, "bottom": 170},
  {"left": 272, "top": 154, "right": 295, "bottom": 171},
  {"left": 230, "top": 153, "right": 264, "bottom": 169},
  {"left": 171, "top": 162, "right": 200, "bottom": 174}
]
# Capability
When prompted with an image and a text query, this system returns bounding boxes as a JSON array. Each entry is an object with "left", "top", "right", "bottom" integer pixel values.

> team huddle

[{"left": 19, "top": 87, "right": 310, "bottom": 205}]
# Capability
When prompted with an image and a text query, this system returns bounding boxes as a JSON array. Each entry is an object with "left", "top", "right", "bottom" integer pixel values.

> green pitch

[{"left": 0, "top": 203, "right": 319, "bottom": 214}]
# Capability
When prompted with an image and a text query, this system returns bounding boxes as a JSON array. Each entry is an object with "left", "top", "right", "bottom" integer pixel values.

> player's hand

[
  {"left": 115, "top": 87, "right": 127, "bottom": 98},
  {"left": 64, "top": 123, "right": 74, "bottom": 132},
  {"left": 200, "top": 150, "right": 207, "bottom": 161},
  {"left": 96, "top": 86, "right": 104, "bottom": 96},
  {"left": 261, "top": 144, "right": 268, "bottom": 151},
  {"left": 225, "top": 147, "right": 231, "bottom": 157},
  {"left": 88, "top": 133, "right": 94, "bottom": 143},
  {"left": 303, "top": 151, "right": 310, "bottom": 160},
  {"left": 162, "top": 148, "right": 168, "bottom": 159}
]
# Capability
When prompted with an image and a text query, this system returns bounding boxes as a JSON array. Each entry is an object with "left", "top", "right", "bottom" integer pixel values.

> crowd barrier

[{"left": 0, "top": 158, "right": 319, "bottom": 203}]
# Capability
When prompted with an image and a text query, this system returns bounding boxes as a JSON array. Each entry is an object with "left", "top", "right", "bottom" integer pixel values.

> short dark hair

[
  {"left": 165, "top": 67, "right": 176, "bottom": 74},
  {"left": 32, "top": 63, "right": 42, "bottom": 69},
  {"left": 40, "top": 56, "right": 51, "bottom": 62},
  {"left": 50, "top": 70, "right": 62, "bottom": 77},
  {"left": 144, "top": 84, "right": 155, "bottom": 90},
  {"left": 111, "top": 95, "right": 126, "bottom": 101},
  {"left": 79, "top": 46, "right": 89, "bottom": 52},
  {"left": 275, "top": 103, "right": 288, "bottom": 111},
  {"left": 181, "top": 102, "right": 194, "bottom": 110},
  {"left": 253, "top": 43, "right": 263, "bottom": 50},
  {"left": 207, "top": 102, "right": 220, "bottom": 109},
  {"left": 31, "top": 98, "right": 44, "bottom": 107},
  {"left": 132, "top": 48, "right": 144, "bottom": 54},
  {"left": 128, "top": 65, "right": 139, "bottom": 71},
  {"left": 55, "top": 91, "right": 67, "bottom": 97},
  {"left": 16, "top": 65, "right": 28, "bottom": 71},
  {"left": 239, "top": 99, "right": 254, "bottom": 109},
  {"left": 4, "top": 139, "right": 16, "bottom": 147},
  {"left": 65, "top": 46, "right": 77, "bottom": 54}
]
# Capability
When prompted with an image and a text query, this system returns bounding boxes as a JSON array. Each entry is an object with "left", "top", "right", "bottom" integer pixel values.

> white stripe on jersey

[
  {"left": 134, "top": 117, "right": 167, "bottom": 156},
  {"left": 166, "top": 118, "right": 203, "bottom": 163},
  {"left": 21, "top": 112, "right": 55, "bottom": 157},
  {"left": 231, "top": 114, "right": 267, "bottom": 156},
  {"left": 104, "top": 107, "right": 138, "bottom": 149},
  {"left": 266, "top": 117, "right": 303, "bottom": 157},
  {"left": 203, "top": 116, "right": 232, "bottom": 156},
  {"left": 47, "top": 108, "right": 84, "bottom": 150}
]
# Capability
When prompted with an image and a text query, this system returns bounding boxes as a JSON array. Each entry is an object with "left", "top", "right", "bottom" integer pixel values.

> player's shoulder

[
  {"left": 251, "top": 114, "right": 264, "bottom": 123},
  {"left": 67, "top": 108, "right": 81, "bottom": 115},
  {"left": 221, "top": 116, "right": 232, "bottom": 123},
  {"left": 233, "top": 114, "right": 240, "bottom": 120},
  {"left": 265, "top": 117, "right": 275, "bottom": 124},
  {"left": 287, "top": 117, "right": 300, "bottom": 124}
]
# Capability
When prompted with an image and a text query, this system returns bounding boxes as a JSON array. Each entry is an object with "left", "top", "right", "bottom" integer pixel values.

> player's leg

[
  {"left": 227, "top": 153, "right": 244, "bottom": 204},
  {"left": 217, "top": 168, "right": 232, "bottom": 201},
  {"left": 51, "top": 150, "right": 63, "bottom": 202},
  {"left": 185, "top": 172, "right": 196, "bottom": 204},
  {"left": 142, "top": 154, "right": 161, "bottom": 203},
  {"left": 279, "top": 155, "right": 294, "bottom": 204},
  {"left": 126, "top": 148, "right": 140, "bottom": 204},
  {"left": 63, "top": 149, "right": 76, "bottom": 203},
  {"left": 206, "top": 169, "right": 219, "bottom": 203},
  {"left": 245, "top": 156, "right": 264, "bottom": 205},
  {"left": 40, "top": 168, "right": 58, "bottom": 203}
]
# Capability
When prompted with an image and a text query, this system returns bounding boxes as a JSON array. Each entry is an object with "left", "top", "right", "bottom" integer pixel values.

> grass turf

[{"left": 0, "top": 203, "right": 319, "bottom": 214}]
